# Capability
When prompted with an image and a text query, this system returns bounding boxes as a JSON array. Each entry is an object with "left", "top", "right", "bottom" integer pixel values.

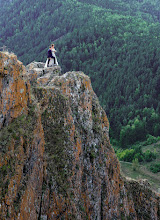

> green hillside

[
  {"left": 1, "top": 0, "right": 160, "bottom": 147},
  {"left": 116, "top": 138, "right": 160, "bottom": 192}
]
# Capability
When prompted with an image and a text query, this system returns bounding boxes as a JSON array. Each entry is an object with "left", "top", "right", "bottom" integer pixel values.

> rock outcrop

[
  {"left": 0, "top": 53, "right": 44, "bottom": 220},
  {"left": 0, "top": 52, "right": 160, "bottom": 220},
  {"left": 0, "top": 52, "right": 29, "bottom": 129}
]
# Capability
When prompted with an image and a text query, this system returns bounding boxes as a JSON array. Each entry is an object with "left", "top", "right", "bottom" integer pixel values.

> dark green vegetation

[
  {"left": 1, "top": 0, "right": 160, "bottom": 146},
  {"left": 150, "top": 163, "right": 160, "bottom": 173}
]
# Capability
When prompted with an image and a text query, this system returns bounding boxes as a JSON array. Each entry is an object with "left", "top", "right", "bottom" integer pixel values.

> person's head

[{"left": 49, "top": 44, "right": 54, "bottom": 49}]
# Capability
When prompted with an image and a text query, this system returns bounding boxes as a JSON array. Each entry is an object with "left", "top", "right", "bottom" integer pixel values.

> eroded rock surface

[
  {"left": 0, "top": 52, "right": 29, "bottom": 129},
  {"left": 0, "top": 54, "right": 160, "bottom": 219},
  {"left": 0, "top": 53, "right": 44, "bottom": 220}
]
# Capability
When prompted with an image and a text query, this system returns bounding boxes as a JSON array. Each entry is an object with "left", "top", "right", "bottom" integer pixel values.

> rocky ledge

[
  {"left": 25, "top": 61, "right": 61, "bottom": 86},
  {"left": 0, "top": 53, "right": 160, "bottom": 220}
]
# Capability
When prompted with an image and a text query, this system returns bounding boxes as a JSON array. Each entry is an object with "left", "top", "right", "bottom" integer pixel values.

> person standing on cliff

[{"left": 45, "top": 44, "right": 58, "bottom": 67}]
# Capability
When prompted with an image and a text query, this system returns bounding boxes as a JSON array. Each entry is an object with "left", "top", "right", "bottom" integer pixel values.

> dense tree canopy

[{"left": 1, "top": 0, "right": 160, "bottom": 146}]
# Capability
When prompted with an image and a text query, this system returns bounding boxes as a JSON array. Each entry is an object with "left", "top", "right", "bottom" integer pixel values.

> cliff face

[
  {"left": 0, "top": 52, "right": 160, "bottom": 220},
  {"left": 0, "top": 52, "right": 29, "bottom": 129},
  {"left": 0, "top": 52, "right": 44, "bottom": 220}
]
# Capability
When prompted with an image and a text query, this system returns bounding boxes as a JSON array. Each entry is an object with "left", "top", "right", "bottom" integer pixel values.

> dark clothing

[
  {"left": 47, "top": 58, "right": 50, "bottom": 66},
  {"left": 47, "top": 49, "right": 54, "bottom": 58},
  {"left": 52, "top": 57, "right": 56, "bottom": 64},
  {"left": 47, "top": 57, "right": 56, "bottom": 66},
  {"left": 47, "top": 49, "right": 56, "bottom": 66}
]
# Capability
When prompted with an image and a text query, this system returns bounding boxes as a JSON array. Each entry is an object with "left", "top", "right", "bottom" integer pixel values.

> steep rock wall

[
  {"left": 0, "top": 52, "right": 45, "bottom": 220},
  {"left": 31, "top": 68, "right": 160, "bottom": 220},
  {"left": 0, "top": 52, "right": 29, "bottom": 129}
]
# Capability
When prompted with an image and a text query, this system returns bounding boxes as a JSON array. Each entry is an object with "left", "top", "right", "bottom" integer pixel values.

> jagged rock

[
  {"left": 26, "top": 61, "right": 45, "bottom": 69},
  {"left": 37, "top": 66, "right": 61, "bottom": 86},
  {"left": 25, "top": 62, "right": 61, "bottom": 86},
  {"left": 0, "top": 53, "right": 160, "bottom": 220},
  {"left": 0, "top": 52, "right": 29, "bottom": 129},
  {"left": 124, "top": 178, "right": 160, "bottom": 220},
  {"left": 138, "top": 179, "right": 151, "bottom": 188}
]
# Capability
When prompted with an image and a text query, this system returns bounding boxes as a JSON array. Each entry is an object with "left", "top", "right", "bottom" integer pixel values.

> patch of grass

[
  {"left": 113, "top": 137, "right": 160, "bottom": 192},
  {"left": 120, "top": 161, "right": 160, "bottom": 191}
]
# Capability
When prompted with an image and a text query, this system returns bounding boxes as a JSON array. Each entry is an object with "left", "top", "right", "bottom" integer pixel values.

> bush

[
  {"left": 143, "top": 150, "right": 156, "bottom": 162},
  {"left": 150, "top": 163, "right": 160, "bottom": 173},
  {"left": 117, "top": 148, "right": 135, "bottom": 162},
  {"left": 144, "top": 135, "right": 160, "bottom": 145},
  {"left": 117, "top": 146, "right": 142, "bottom": 162},
  {"left": 116, "top": 146, "right": 156, "bottom": 163}
]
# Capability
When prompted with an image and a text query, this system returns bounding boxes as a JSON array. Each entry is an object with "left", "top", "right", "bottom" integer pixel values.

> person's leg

[
  {"left": 53, "top": 57, "right": 56, "bottom": 64},
  {"left": 47, "top": 58, "right": 50, "bottom": 67}
]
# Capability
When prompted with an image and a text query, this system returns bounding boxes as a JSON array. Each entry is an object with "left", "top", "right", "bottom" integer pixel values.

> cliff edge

[{"left": 0, "top": 52, "right": 160, "bottom": 219}]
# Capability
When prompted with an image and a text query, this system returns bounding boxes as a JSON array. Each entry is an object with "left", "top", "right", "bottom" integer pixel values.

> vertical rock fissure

[
  {"left": 100, "top": 181, "right": 105, "bottom": 220},
  {"left": 38, "top": 184, "right": 43, "bottom": 220}
]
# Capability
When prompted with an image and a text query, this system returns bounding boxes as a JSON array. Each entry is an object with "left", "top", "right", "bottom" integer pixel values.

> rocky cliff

[
  {"left": 0, "top": 52, "right": 160, "bottom": 220},
  {"left": 0, "top": 52, "right": 44, "bottom": 220}
]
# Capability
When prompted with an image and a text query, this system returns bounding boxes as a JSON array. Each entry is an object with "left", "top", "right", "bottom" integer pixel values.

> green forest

[{"left": 1, "top": 0, "right": 160, "bottom": 149}]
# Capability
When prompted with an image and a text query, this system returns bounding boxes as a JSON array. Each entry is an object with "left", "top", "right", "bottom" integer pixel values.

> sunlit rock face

[
  {"left": 0, "top": 53, "right": 160, "bottom": 220},
  {"left": 0, "top": 52, "right": 29, "bottom": 129},
  {"left": 0, "top": 53, "right": 44, "bottom": 220}
]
